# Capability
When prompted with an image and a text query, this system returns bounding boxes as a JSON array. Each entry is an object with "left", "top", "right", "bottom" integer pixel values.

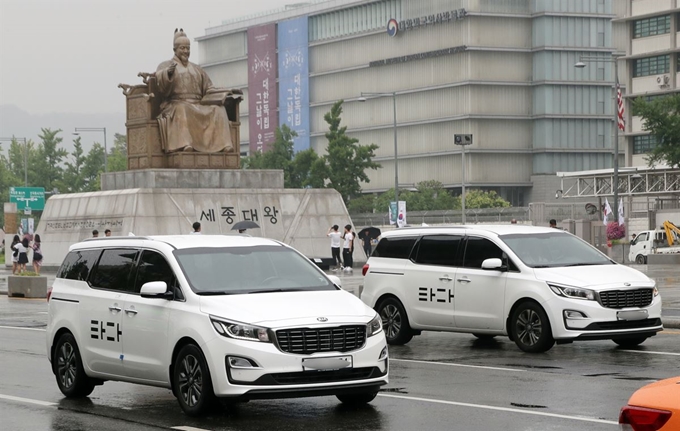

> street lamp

[
  {"left": 0, "top": 137, "right": 28, "bottom": 186},
  {"left": 358, "top": 91, "right": 398, "bottom": 223},
  {"left": 74, "top": 127, "right": 107, "bottom": 172},
  {"left": 575, "top": 55, "right": 623, "bottom": 221}
]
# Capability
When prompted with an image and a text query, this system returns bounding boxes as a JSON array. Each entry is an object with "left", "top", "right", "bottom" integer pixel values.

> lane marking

[
  {"left": 391, "top": 358, "right": 526, "bottom": 373},
  {"left": 378, "top": 393, "right": 618, "bottom": 425},
  {"left": 620, "top": 349, "right": 680, "bottom": 356},
  {"left": 0, "top": 325, "right": 45, "bottom": 332},
  {"left": 0, "top": 394, "right": 57, "bottom": 407},
  {"left": 172, "top": 427, "right": 213, "bottom": 431}
]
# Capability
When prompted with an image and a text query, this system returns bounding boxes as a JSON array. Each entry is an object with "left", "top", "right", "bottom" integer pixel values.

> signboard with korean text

[
  {"left": 247, "top": 23, "right": 278, "bottom": 153},
  {"left": 9, "top": 187, "right": 45, "bottom": 211},
  {"left": 278, "top": 16, "right": 310, "bottom": 153}
]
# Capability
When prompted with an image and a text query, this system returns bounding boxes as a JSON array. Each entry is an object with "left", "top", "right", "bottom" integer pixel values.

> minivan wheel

[
  {"left": 510, "top": 302, "right": 555, "bottom": 353},
  {"left": 53, "top": 333, "right": 95, "bottom": 397},
  {"left": 377, "top": 297, "right": 414, "bottom": 345},
  {"left": 173, "top": 344, "right": 216, "bottom": 416},
  {"left": 336, "top": 391, "right": 378, "bottom": 405},
  {"left": 613, "top": 337, "right": 648, "bottom": 348},
  {"left": 635, "top": 254, "right": 646, "bottom": 265}
]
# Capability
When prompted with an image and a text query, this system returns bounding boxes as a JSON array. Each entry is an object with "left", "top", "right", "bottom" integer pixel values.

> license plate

[
  {"left": 617, "top": 310, "right": 649, "bottom": 321},
  {"left": 302, "top": 355, "right": 352, "bottom": 371}
]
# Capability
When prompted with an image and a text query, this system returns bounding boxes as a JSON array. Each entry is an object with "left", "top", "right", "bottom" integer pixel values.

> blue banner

[{"left": 277, "top": 16, "right": 310, "bottom": 153}]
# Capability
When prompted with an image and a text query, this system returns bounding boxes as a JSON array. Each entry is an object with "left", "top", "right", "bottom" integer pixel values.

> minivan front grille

[
  {"left": 599, "top": 289, "right": 653, "bottom": 309},
  {"left": 276, "top": 325, "right": 366, "bottom": 354}
]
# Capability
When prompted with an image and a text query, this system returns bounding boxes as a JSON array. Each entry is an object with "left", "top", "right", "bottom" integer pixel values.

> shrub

[{"left": 606, "top": 221, "right": 625, "bottom": 240}]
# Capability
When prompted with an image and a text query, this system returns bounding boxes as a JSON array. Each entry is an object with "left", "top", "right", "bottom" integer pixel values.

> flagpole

[{"left": 613, "top": 59, "right": 620, "bottom": 225}]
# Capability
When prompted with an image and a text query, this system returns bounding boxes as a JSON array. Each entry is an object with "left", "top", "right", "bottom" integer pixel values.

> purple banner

[{"left": 247, "top": 24, "right": 278, "bottom": 153}]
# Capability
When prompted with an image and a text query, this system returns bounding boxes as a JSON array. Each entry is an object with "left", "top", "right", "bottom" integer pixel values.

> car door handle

[
  {"left": 108, "top": 305, "right": 122, "bottom": 312},
  {"left": 439, "top": 276, "right": 453, "bottom": 281},
  {"left": 124, "top": 308, "right": 138, "bottom": 315},
  {"left": 456, "top": 278, "right": 471, "bottom": 283}
]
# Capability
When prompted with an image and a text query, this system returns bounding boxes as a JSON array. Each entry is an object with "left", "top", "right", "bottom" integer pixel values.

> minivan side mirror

[
  {"left": 140, "top": 281, "right": 173, "bottom": 299},
  {"left": 481, "top": 258, "right": 506, "bottom": 271}
]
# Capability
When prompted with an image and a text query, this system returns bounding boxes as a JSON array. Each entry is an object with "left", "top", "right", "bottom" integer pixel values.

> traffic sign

[{"left": 9, "top": 187, "right": 45, "bottom": 211}]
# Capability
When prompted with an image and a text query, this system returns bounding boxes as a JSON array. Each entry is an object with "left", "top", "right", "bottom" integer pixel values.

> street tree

[
  {"left": 463, "top": 189, "right": 511, "bottom": 209},
  {"left": 108, "top": 133, "right": 128, "bottom": 172},
  {"left": 32, "top": 128, "right": 68, "bottom": 191},
  {"left": 56, "top": 136, "right": 87, "bottom": 193},
  {"left": 632, "top": 94, "right": 680, "bottom": 168},
  {"left": 315, "top": 100, "right": 380, "bottom": 203},
  {"left": 81, "top": 143, "right": 106, "bottom": 191}
]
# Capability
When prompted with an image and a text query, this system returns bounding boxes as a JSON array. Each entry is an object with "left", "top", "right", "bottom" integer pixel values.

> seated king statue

[{"left": 155, "top": 29, "right": 233, "bottom": 153}]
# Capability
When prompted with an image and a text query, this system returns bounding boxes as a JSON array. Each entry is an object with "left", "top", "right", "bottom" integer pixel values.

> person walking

[
  {"left": 342, "top": 224, "right": 354, "bottom": 272},
  {"left": 104, "top": 229, "right": 112, "bottom": 237},
  {"left": 549, "top": 219, "right": 557, "bottom": 228},
  {"left": 16, "top": 237, "right": 30, "bottom": 273},
  {"left": 327, "top": 225, "right": 343, "bottom": 271},
  {"left": 10, "top": 234, "right": 21, "bottom": 275},
  {"left": 92, "top": 229, "right": 99, "bottom": 238},
  {"left": 32, "top": 234, "right": 43, "bottom": 275},
  {"left": 361, "top": 234, "right": 372, "bottom": 259},
  {"left": 191, "top": 221, "right": 202, "bottom": 234}
]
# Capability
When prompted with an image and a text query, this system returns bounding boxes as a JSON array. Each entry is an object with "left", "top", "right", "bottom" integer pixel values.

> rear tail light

[
  {"left": 362, "top": 263, "right": 369, "bottom": 276},
  {"left": 619, "top": 405, "right": 671, "bottom": 431},
  {"left": 46, "top": 286, "right": 53, "bottom": 302}
]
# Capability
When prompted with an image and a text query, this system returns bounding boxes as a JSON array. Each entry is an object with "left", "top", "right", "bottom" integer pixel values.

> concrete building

[
  {"left": 197, "top": 0, "right": 632, "bottom": 206},
  {"left": 619, "top": 0, "right": 680, "bottom": 167}
]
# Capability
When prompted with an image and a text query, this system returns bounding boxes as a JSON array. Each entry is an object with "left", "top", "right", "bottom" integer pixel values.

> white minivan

[
  {"left": 47, "top": 235, "right": 388, "bottom": 416},
  {"left": 361, "top": 226, "right": 662, "bottom": 353}
]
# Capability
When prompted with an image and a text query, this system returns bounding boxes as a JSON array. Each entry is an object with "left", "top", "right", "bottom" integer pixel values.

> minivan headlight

[
  {"left": 367, "top": 314, "right": 383, "bottom": 337},
  {"left": 653, "top": 286, "right": 659, "bottom": 297},
  {"left": 210, "top": 316, "right": 271, "bottom": 342},
  {"left": 548, "top": 284, "right": 596, "bottom": 301}
]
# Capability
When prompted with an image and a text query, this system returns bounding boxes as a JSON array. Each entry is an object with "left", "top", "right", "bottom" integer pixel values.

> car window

[
  {"left": 500, "top": 232, "right": 613, "bottom": 268},
  {"left": 57, "top": 249, "right": 102, "bottom": 281},
  {"left": 89, "top": 249, "right": 139, "bottom": 293},
  {"left": 462, "top": 237, "right": 504, "bottom": 269},
  {"left": 637, "top": 232, "right": 648, "bottom": 242},
  {"left": 373, "top": 236, "right": 418, "bottom": 259},
  {"left": 414, "top": 235, "right": 463, "bottom": 267},
  {"left": 133, "top": 250, "right": 179, "bottom": 296},
  {"left": 174, "top": 245, "right": 334, "bottom": 294}
]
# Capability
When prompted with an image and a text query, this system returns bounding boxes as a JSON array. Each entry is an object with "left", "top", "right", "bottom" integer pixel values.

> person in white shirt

[
  {"left": 342, "top": 224, "right": 354, "bottom": 271},
  {"left": 327, "top": 225, "right": 343, "bottom": 271}
]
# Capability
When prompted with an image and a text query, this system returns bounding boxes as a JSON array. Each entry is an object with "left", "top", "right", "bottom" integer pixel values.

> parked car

[
  {"left": 361, "top": 225, "right": 662, "bottom": 353},
  {"left": 619, "top": 375, "right": 679, "bottom": 430},
  {"left": 47, "top": 235, "right": 388, "bottom": 416}
]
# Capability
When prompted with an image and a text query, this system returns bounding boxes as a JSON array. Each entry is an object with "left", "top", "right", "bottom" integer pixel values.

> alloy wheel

[
  {"left": 178, "top": 355, "right": 203, "bottom": 407},
  {"left": 57, "top": 342, "right": 76, "bottom": 389},
  {"left": 516, "top": 308, "right": 542, "bottom": 346},
  {"left": 380, "top": 304, "right": 402, "bottom": 339}
]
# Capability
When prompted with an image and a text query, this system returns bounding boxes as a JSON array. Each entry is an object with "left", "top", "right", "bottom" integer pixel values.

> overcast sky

[{"left": 0, "top": 0, "right": 298, "bottom": 115}]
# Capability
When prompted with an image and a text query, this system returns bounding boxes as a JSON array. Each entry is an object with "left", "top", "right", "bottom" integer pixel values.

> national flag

[
  {"left": 618, "top": 198, "right": 625, "bottom": 225},
  {"left": 616, "top": 83, "right": 625, "bottom": 131},
  {"left": 603, "top": 198, "right": 612, "bottom": 226}
]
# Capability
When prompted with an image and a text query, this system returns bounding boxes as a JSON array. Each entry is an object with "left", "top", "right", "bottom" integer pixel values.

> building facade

[{"left": 198, "top": 0, "right": 635, "bottom": 206}]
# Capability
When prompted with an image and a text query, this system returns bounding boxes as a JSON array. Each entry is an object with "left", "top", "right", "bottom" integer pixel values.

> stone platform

[{"left": 101, "top": 168, "right": 283, "bottom": 190}]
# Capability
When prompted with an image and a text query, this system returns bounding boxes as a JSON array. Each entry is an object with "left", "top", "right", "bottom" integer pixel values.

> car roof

[
  {"left": 379, "top": 225, "right": 564, "bottom": 238},
  {"left": 71, "top": 235, "right": 283, "bottom": 251}
]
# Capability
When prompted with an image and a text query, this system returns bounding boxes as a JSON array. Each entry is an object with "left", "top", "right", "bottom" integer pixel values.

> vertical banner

[
  {"left": 278, "top": 16, "right": 310, "bottom": 153},
  {"left": 389, "top": 201, "right": 407, "bottom": 227},
  {"left": 247, "top": 24, "right": 278, "bottom": 153}
]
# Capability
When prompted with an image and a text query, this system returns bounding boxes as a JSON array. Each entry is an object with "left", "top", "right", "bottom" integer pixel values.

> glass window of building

[
  {"left": 633, "top": 135, "right": 658, "bottom": 154},
  {"left": 633, "top": 15, "right": 671, "bottom": 38},
  {"left": 633, "top": 55, "right": 670, "bottom": 77}
]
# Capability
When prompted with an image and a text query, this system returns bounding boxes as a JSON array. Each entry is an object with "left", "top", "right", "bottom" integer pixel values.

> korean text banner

[
  {"left": 247, "top": 23, "right": 278, "bottom": 153},
  {"left": 277, "top": 16, "right": 310, "bottom": 153}
]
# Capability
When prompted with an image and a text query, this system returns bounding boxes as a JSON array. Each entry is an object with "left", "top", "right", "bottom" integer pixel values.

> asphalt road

[{"left": 1, "top": 262, "right": 679, "bottom": 431}]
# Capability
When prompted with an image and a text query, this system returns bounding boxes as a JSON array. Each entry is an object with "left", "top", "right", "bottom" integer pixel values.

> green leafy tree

[
  {"left": 632, "top": 95, "right": 680, "bottom": 168},
  {"left": 346, "top": 194, "right": 378, "bottom": 213},
  {"left": 81, "top": 143, "right": 106, "bottom": 191},
  {"left": 32, "top": 128, "right": 68, "bottom": 191},
  {"left": 6, "top": 139, "right": 30, "bottom": 187},
  {"left": 463, "top": 189, "right": 511, "bottom": 209},
  {"left": 107, "top": 133, "right": 128, "bottom": 172},
  {"left": 56, "top": 137, "right": 87, "bottom": 193}
]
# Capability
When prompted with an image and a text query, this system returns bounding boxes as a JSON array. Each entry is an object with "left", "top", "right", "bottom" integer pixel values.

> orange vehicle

[{"left": 619, "top": 375, "right": 680, "bottom": 430}]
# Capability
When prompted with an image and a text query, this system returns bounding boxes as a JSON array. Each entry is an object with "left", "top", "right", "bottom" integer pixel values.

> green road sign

[{"left": 9, "top": 187, "right": 46, "bottom": 211}]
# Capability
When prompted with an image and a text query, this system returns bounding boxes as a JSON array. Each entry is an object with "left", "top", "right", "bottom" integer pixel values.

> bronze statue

[{"left": 155, "top": 29, "right": 234, "bottom": 153}]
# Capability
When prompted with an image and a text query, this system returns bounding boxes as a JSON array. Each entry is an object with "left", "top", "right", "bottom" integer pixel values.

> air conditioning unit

[{"left": 657, "top": 75, "right": 670, "bottom": 87}]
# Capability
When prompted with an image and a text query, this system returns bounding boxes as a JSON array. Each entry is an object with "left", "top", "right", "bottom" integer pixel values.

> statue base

[{"left": 101, "top": 169, "right": 283, "bottom": 191}]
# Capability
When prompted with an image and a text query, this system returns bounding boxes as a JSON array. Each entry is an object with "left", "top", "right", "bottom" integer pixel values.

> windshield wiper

[
  {"left": 563, "top": 262, "right": 605, "bottom": 267},
  {"left": 248, "top": 288, "right": 304, "bottom": 294},
  {"left": 195, "top": 290, "right": 237, "bottom": 296},
  {"left": 532, "top": 265, "right": 553, "bottom": 268}
]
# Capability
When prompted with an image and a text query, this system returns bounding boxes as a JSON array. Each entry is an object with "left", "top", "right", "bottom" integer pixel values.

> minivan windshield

[
  {"left": 174, "top": 245, "right": 335, "bottom": 295},
  {"left": 499, "top": 232, "right": 614, "bottom": 268}
]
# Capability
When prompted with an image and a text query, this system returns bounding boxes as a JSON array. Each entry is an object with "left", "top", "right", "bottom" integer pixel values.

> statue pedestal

[{"left": 101, "top": 169, "right": 283, "bottom": 191}]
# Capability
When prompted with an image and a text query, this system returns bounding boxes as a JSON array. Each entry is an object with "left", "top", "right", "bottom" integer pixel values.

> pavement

[{"left": 1, "top": 263, "right": 678, "bottom": 328}]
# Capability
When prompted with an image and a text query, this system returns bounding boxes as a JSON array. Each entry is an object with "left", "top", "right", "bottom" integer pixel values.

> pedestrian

[
  {"left": 342, "top": 224, "right": 354, "bottom": 272},
  {"left": 549, "top": 219, "right": 557, "bottom": 228},
  {"left": 327, "top": 225, "right": 343, "bottom": 271},
  {"left": 10, "top": 234, "right": 20, "bottom": 275},
  {"left": 32, "top": 234, "right": 43, "bottom": 275},
  {"left": 191, "top": 221, "right": 201, "bottom": 234},
  {"left": 17, "top": 237, "right": 29, "bottom": 273},
  {"left": 92, "top": 229, "right": 99, "bottom": 238},
  {"left": 238, "top": 229, "right": 246, "bottom": 234},
  {"left": 105, "top": 229, "right": 112, "bottom": 237},
  {"left": 361, "top": 233, "right": 372, "bottom": 258},
  {"left": 631, "top": 233, "right": 637, "bottom": 241},
  {"left": 511, "top": 219, "right": 517, "bottom": 224}
]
